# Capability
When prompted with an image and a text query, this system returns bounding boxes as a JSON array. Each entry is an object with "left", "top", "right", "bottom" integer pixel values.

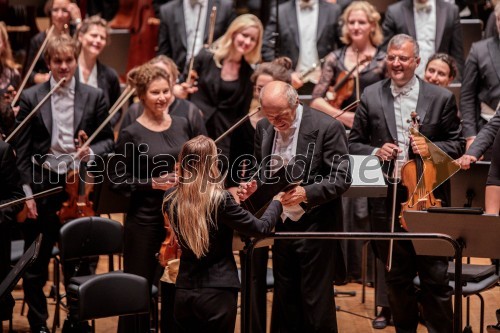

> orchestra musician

[
  {"left": 0, "top": 22, "right": 21, "bottom": 136},
  {"left": 261, "top": 0, "right": 342, "bottom": 90},
  {"left": 110, "top": 64, "right": 197, "bottom": 332},
  {"left": 310, "top": 0, "right": 386, "bottom": 129},
  {"left": 238, "top": 81, "right": 351, "bottom": 332},
  {"left": 120, "top": 55, "right": 207, "bottom": 138},
  {"left": 310, "top": 2, "right": 389, "bottom": 327},
  {"left": 12, "top": 34, "right": 113, "bottom": 333},
  {"left": 381, "top": 0, "right": 464, "bottom": 80},
  {"left": 24, "top": 0, "right": 82, "bottom": 86},
  {"left": 75, "top": 15, "right": 121, "bottom": 128},
  {"left": 0, "top": 139, "right": 25, "bottom": 324},
  {"left": 423, "top": 53, "right": 457, "bottom": 88},
  {"left": 162, "top": 135, "right": 283, "bottom": 333},
  {"left": 349, "top": 34, "right": 464, "bottom": 333},
  {"left": 458, "top": 3, "right": 500, "bottom": 169},
  {"left": 157, "top": 0, "right": 236, "bottom": 73},
  {"left": 188, "top": 14, "right": 263, "bottom": 166}
]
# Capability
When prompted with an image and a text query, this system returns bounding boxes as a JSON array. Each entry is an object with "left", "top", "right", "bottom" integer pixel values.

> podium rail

[{"left": 240, "top": 232, "right": 463, "bottom": 333}]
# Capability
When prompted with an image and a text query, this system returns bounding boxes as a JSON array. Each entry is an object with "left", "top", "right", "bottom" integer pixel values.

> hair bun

[{"left": 272, "top": 57, "right": 292, "bottom": 71}]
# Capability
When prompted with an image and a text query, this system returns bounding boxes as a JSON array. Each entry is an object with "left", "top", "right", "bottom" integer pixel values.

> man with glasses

[
  {"left": 349, "top": 34, "right": 463, "bottom": 333},
  {"left": 238, "top": 80, "right": 351, "bottom": 332}
]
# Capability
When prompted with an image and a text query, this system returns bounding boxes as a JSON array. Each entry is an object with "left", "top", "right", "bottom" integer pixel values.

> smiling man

[
  {"left": 13, "top": 34, "right": 113, "bottom": 332},
  {"left": 239, "top": 81, "right": 351, "bottom": 332},
  {"left": 349, "top": 34, "right": 463, "bottom": 333}
]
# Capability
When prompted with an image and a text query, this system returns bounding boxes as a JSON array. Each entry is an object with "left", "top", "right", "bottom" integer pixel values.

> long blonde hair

[
  {"left": 340, "top": 1, "right": 383, "bottom": 47},
  {"left": 212, "top": 14, "right": 263, "bottom": 67},
  {"left": 163, "top": 136, "right": 225, "bottom": 258}
]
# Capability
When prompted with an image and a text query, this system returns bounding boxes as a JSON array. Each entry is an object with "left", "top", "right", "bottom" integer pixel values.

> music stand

[
  {"left": 0, "top": 235, "right": 41, "bottom": 300},
  {"left": 344, "top": 155, "right": 387, "bottom": 198},
  {"left": 451, "top": 161, "right": 490, "bottom": 208},
  {"left": 405, "top": 210, "right": 500, "bottom": 332},
  {"left": 404, "top": 210, "right": 500, "bottom": 258}
]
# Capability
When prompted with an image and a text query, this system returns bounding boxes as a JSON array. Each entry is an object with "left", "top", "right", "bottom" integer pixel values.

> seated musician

[
  {"left": 12, "top": 34, "right": 113, "bottom": 333},
  {"left": 349, "top": 34, "right": 463, "bottom": 333}
]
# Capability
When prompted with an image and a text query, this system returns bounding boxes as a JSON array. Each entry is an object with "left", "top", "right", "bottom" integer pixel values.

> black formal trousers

[
  {"left": 271, "top": 235, "right": 337, "bottom": 333},
  {"left": 370, "top": 184, "right": 453, "bottom": 333},
  {"left": 21, "top": 168, "right": 93, "bottom": 328},
  {"left": 174, "top": 287, "right": 238, "bottom": 333}
]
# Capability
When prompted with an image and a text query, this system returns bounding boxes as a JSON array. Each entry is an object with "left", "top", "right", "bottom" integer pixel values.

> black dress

[
  {"left": 111, "top": 116, "right": 192, "bottom": 332},
  {"left": 189, "top": 49, "right": 254, "bottom": 160}
]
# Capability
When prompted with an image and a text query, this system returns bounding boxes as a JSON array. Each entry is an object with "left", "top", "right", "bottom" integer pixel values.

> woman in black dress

[
  {"left": 311, "top": 0, "right": 386, "bottom": 129},
  {"left": 188, "top": 14, "right": 263, "bottom": 162},
  {"left": 111, "top": 64, "right": 194, "bottom": 332},
  {"left": 163, "top": 135, "right": 282, "bottom": 333},
  {"left": 76, "top": 16, "right": 121, "bottom": 126}
]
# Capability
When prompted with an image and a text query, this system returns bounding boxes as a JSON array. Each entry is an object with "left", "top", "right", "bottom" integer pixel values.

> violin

[
  {"left": 325, "top": 56, "right": 371, "bottom": 109},
  {"left": 158, "top": 162, "right": 181, "bottom": 267},
  {"left": 399, "top": 111, "right": 442, "bottom": 230},
  {"left": 57, "top": 130, "right": 95, "bottom": 223}
]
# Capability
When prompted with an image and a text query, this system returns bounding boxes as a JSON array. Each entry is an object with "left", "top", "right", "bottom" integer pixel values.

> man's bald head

[{"left": 259, "top": 81, "right": 299, "bottom": 132}]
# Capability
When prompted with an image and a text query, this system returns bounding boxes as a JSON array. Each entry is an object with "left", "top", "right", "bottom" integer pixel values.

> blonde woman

[
  {"left": 311, "top": 0, "right": 386, "bottom": 129},
  {"left": 163, "top": 135, "right": 282, "bottom": 332},
  {"left": 188, "top": 14, "right": 263, "bottom": 163}
]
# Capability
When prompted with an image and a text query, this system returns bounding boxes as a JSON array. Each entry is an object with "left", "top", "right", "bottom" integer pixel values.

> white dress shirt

[
  {"left": 271, "top": 104, "right": 305, "bottom": 221},
  {"left": 295, "top": 0, "right": 320, "bottom": 74},
  {"left": 414, "top": 0, "right": 436, "bottom": 78},
  {"left": 184, "top": 0, "right": 208, "bottom": 61}
]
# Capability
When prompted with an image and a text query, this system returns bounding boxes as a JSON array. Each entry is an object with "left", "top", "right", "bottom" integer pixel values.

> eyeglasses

[{"left": 386, "top": 55, "right": 416, "bottom": 64}]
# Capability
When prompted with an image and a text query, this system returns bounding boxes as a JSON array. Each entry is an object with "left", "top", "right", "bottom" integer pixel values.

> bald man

[{"left": 239, "top": 81, "right": 351, "bottom": 332}]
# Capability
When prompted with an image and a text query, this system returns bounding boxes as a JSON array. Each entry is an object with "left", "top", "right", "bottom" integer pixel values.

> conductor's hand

[
  {"left": 457, "top": 154, "right": 478, "bottom": 170},
  {"left": 26, "top": 198, "right": 38, "bottom": 219},
  {"left": 411, "top": 135, "right": 430, "bottom": 158},
  {"left": 152, "top": 172, "right": 178, "bottom": 191},
  {"left": 237, "top": 180, "right": 257, "bottom": 202},
  {"left": 375, "top": 143, "right": 401, "bottom": 161},
  {"left": 280, "top": 186, "right": 306, "bottom": 207}
]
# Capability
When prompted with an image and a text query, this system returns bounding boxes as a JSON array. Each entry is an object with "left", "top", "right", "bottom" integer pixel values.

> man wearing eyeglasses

[{"left": 349, "top": 34, "right": 463, "bottom": 333}]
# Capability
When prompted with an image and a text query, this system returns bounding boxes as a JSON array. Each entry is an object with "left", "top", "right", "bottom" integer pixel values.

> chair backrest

[
  {"left": 59, "top": 217, "right": 123, "bottom": 264},
  {"left": 67, "top": 272, "right": 150, "bottom": 321},
  {"left": 461, "top": 19, "right": 483, "bottom": 60}
]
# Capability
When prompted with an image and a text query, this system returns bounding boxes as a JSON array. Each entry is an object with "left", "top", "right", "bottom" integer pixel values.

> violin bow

[
  {"left": 205, "top": 6, "right": 217, "bottom": 48},
  {"left": 11, "top": 25, "right": 55, "bottom": 108},
  {"left": 186, "top": 2, "right": 204, "bottom": 85},
  {"left": 355, "top": 50, "right": 361, "bottom": 101},
  {"left": 0, "top": 186, "right": 63, "bottom": 210},
  {"left": 214, "top": 106, "right": 261, "bottom": 144},
  {"left": 5, "top": 77, "right": 67, "bottom": 144},
  {"left": 80, "top": 86, "right": 136, "bottom": 151},
  {"left": 386, "top": 147, "right": 400, "bottom": 272}
]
